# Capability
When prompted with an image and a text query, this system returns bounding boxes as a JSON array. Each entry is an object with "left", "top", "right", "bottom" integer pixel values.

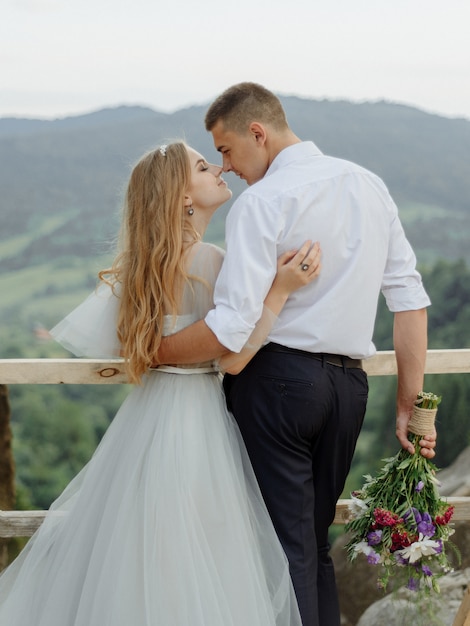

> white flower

[
  {"left": 349, "top": 495, "right": 369, "bottom": 518},
  {"left": 353, "top": 541, "right": 370, "bottom": 556},
  {"left": 353, "top": 541, "right": 385, "bottom": 564},
  {"left": 395, "top": 533, "right": 441, "bottom": 564}
]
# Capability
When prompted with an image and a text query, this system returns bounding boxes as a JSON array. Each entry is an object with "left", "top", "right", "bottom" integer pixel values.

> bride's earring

[{"left": 187, "top": 206, "right": 194, "bottom": 216}]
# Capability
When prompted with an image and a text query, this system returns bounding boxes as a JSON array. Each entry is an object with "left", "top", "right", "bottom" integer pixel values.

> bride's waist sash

[{"left": 149, "top": 365, "right": 218, "bottom": 375}]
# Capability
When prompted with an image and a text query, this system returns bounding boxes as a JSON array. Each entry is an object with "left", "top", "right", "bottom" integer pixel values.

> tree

[{"left": 0, "top": 384, "right": 15, "bottom": 571}]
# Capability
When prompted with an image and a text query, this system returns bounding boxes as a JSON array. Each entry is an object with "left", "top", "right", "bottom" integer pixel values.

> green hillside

[
  {"left": 1, "top": 97, "right": 469, "bottom": 341},
  {"left": 1, "top": 100, "right": 469, "bottom": 513}
]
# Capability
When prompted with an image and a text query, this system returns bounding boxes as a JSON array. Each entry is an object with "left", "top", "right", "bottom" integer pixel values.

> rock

[
  {"left": 438, "top": 447, "right": 470, "bottom": 497},
  {"left": 356, "top": 568, "right": 470, "bottom": 626}
]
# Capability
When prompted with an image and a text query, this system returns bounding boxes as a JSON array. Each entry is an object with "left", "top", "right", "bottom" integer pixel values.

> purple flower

[
  {"left": 434, "top": 539, "right": 443, "bottom": 554},
  {"left": 404, "top": 508, "right": 436, "bottom": 536},
  {"left": 407, "top": 577, "right": 420, "bottom": 592},
  {"left": 415, "top": 480, "right": 425, "bottom": 492},
  {"left": 404, "top": 507, "right": 421, "bottom": 524},
  {"left": 417, "top": 512, "right": 435, "bottom": 537},
  {"left": 422, "top": 565, "right": 433, "bottom": 577},
  {"left": 367, "top": 551, "right": 381, "bottom": 565},
  {"left": 367, "top": 529, "right": 383, "bottom": 546},
  {"left": 394, "top": 552, "right": 408, "bottom": 566}
]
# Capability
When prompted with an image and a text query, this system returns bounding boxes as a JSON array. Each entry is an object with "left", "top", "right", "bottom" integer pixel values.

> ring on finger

[{"left": 301, "top": 264, "right": 309, "bottom": 271}]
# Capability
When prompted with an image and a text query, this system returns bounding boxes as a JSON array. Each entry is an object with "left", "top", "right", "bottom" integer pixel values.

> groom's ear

[{"left": 249, "top": 122, "right": 267, "bottom": 147}]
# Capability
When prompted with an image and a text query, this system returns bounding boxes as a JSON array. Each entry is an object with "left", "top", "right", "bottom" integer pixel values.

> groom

[{"left": 157, "top": 82, "right": 435, "bottom": 626}]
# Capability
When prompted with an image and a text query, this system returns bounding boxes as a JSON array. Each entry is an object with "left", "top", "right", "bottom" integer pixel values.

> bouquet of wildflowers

[{"left": 345, "top": 392, "right": 457, "bottom": 594}]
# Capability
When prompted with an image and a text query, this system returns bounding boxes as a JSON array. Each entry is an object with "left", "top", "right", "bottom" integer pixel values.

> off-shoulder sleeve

[{"left": 50, "top": 282, "right": 121, "bottom": 358}]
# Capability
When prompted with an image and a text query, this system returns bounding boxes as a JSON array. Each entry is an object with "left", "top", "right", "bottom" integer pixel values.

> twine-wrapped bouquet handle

[{"left": 407, "top": 392, "right": 440, "bottom": 436}]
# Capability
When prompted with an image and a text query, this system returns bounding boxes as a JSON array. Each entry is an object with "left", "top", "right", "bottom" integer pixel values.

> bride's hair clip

[{"left": 158, "top": 144, "right": 168, "bottom": 156}]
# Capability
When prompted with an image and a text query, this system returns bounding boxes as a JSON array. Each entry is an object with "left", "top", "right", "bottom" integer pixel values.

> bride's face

[{"left": 185, "top": 147, "right": 232, "bottom": 212}]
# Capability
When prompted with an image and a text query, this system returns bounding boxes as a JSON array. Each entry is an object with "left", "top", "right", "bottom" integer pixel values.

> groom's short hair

[{"left": 205, "top": 82, "right": 289, "bottom": 134}]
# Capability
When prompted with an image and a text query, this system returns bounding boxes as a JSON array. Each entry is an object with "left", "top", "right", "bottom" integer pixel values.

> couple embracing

[{"left": 0, "top": 82, "right": 433, "bottom": 626}]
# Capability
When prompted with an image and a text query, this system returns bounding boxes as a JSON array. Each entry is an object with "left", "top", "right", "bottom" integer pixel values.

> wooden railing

[{"left": 1, "top": 349, "right": 470, "bottom": 537}]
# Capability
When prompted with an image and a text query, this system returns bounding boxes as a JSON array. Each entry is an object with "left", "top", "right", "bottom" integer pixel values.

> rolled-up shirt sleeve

[
  {"left": 205, "top": 193, "right": 282, "bottom": 352},
  {"left": 381, "top": 209, "right": 431, "bottom": 312}
]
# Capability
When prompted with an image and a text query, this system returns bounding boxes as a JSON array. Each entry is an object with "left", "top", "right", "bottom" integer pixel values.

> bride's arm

[
  {"left": 156, "top": 242, "right": 321, "bottom": 370},
  {"left": 218, "top": 242, "right": 321, "bottom": 374}
]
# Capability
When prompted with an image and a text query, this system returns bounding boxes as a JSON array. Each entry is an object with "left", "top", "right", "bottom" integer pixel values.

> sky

[{"left": 1, "top": 0, "right": 469, "bottom": 121}]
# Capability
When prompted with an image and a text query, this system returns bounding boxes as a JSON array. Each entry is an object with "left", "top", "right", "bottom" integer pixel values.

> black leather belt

[{"left": 261, "top": 343, "right": 363, "bottom": 369}]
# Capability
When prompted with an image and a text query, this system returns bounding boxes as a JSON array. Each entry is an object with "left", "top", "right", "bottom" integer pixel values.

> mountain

[
  {"left": 0, "top": 98, "right": 469, "bottom": 341},
  {"left": 1, "top": 98, "right": 469, "bottom": 261}
]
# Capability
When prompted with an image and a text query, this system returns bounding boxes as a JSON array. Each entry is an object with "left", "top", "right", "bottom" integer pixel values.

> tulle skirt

[{"left": 0, "top": 369, "right": 301, "bottom": 625}]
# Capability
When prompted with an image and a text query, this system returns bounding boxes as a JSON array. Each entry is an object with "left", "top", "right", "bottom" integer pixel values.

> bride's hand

[{"left": 272, "top": 241, "right": 321, "bottom": 296}]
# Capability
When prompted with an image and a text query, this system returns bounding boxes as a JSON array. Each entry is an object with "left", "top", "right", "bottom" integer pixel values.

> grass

[{"left": 0, "top": 212, "right": 80, "bottom": 260}]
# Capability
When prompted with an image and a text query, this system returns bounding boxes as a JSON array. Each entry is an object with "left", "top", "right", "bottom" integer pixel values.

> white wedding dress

[{"left": 0, "top": 242, "right": 301, "bottom": 626}]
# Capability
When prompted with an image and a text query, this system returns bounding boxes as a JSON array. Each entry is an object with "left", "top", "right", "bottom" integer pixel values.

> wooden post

[
  {"left": 453, "top": 585, "right": 470, "bottom": 626},
  {"left": 0, "top": 384, "right": 15, "bottom": 571}
]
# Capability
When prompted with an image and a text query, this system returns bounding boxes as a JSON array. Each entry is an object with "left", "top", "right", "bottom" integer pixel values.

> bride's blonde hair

[{"left": 100, "top": 142, "right": 198, "bottom": 383}]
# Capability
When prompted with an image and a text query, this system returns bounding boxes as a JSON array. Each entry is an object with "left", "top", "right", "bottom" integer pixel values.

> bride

[{"left": 0, "top": 141, "right": 320, "bottom": 625}]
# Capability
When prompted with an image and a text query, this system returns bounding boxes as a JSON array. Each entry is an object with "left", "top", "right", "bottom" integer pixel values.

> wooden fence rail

[
  {"left": 1, "top": 496, "right": 470, "bottom": 538},
  {"left": 1, "top": 349, "right": 470, "bottom": 384},
  {"left": 1, "top": 349, "right": 470, "bottom": 537}
]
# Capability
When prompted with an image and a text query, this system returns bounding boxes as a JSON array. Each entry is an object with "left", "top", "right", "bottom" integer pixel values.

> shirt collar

[{"left": 266, "top": 141, "right": 323, "bottom": 177}]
